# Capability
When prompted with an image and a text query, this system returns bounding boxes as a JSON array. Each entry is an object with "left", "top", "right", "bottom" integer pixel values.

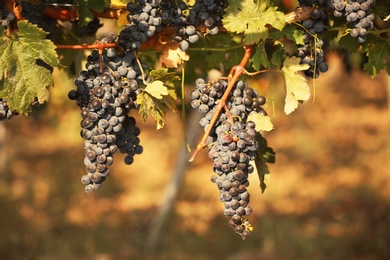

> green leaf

[
  {"left": 250, "top": 41, "right": 270, "bottom": 71},
  {"left": 79, "top": 0, "right": 109, "bottom": 26},
  {"left": 271, "top": 46, "right": 285, "bottom": 68},
  {"left": 363, "top": 36, "right": 390, "bottom": 77},
  {"left": 282, "top": 24, "right": 305, "bottom": 45},
  {"left": 206, "top": 46, "right": 245, "bottom": 70},
  {"left": 269, "top": 30, "right": 283, "bottom": 41},
  {"left": 149, "top": 68, "right": 180, "bottom": 83},
  {"left": 223, "top": 0, "right": 285, "bottom": 45},
  {"left": 247, "top": 113, "right": 273, "bottom": 132},
  {"left": 338, "top": 34, "right": 360, "bottom": 53},
  {"left": 0, "top": 21, "right": 58, "bottom": 115},
  {"left": 254, "top": 133, "right": 276, "bottom": 193},
  {"left": 280, "top": 56, "right": 310, "bottom": 115}
]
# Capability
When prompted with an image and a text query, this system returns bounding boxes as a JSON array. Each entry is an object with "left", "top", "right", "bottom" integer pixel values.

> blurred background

[{"left": 1, "top": 17, "right": 390, "bottom": 260}]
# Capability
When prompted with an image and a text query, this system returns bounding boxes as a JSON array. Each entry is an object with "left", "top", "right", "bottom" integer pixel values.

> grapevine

[{"left": 0, "top": 0, "right": 389, "bottom": 241}]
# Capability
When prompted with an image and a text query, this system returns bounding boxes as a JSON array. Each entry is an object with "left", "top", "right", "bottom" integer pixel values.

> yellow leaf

[
  {"left": 110, "top": 0, "right": 129, "bottom": 9},
  {"left": 117, "top": 11, "right": 129, "bottom": 26},
  {"left": 144, "top": 80, "right": 168, "bottom": 99},
  {"left": 281, "top": 56, "right": 310, "bottom": 115},
  {"left": 247, "top": 113, "right": 274, "bottom": 132}
]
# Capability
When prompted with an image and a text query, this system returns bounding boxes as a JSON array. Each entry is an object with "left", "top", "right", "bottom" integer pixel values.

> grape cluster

[
  {"left": 0, "top": 3, "right": 15, "bottom": 31},
  {"left": 117, "top": 0, "right": 165, "bottom": 51},
  {"left": 190, "top": 78, "right": 267, "bottom": 239},
  {"left": 0, "top": 99, "right": 18, "bottom": 121},
  {"left": 190, "top": 0, "right": 227, "bottom": 34},
  {"left": 73, "top": 18, "right": 103, "bottom": 37},
  {"left": 209, "top": 120, "right": 257, "bottom": 239},
  {"left": 117, "top": 0, "right": 226, "bottom": 51},
  {"left": 20, "top": 2, "right": 57, "bottom": 37},
  {"left": 296, "top": 0, "right": 330, "bottom": 78},
  {"left": 332, "top": 0, "right": 375, "bottom": 43},
  {"left": 172, "top": 0, "right": 227, "bottom": 50},
  {"left": 68, "top": 36, "right": 145, "bottom": 192}
]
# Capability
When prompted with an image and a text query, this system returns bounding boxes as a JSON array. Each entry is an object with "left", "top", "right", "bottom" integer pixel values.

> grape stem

[
  {"left": 188, "top": 45, "right": 253, "bottom": 162},
  {"left": 56, "top": 42, "right": 118, "bottom": 73},
  {"left": 134, "top": 51, "right": 149, "bottom": 86}
]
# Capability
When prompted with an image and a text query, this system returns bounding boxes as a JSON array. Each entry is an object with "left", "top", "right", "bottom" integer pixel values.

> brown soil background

[{"left": 0, "top": 51, "right": 389, "bottom": 260}]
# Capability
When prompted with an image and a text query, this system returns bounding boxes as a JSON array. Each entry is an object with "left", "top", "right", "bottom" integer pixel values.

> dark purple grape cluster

[
  {"left": 0, "top": 3, "right": 15, "bottom": 31},
  {"left": 117, "top": 0, "right": 227, "bottom": 51},
  {"left": 117, "top": 0, "right": 165, "bottom": 50},
  {"left": 209, "top": 119, "right": 258, "bottom": 239},
  {"left": 173, "top": 0, "right": 227, "bottom": 50},
  {"left": 296, "top": 0, "right": 330, "bottom": 78},
  {"left": 192, "top": 0, "right": 227, "bottom": 34},
  {"left": 20, "top": 2, "right": 57, "bottom": 37},
  {"left": 332, "top": 0, "right": 375, "bottom": 43},
  {"left": 0, "top": 99, "right": 18, "bottom": 121},
  {"left": 190, "top": 78, "right": 267, "bottom": 239},
  {"left": 73, "top": 18, "right": 103, "bottom": 37},
  {"left": 68, "top": 35, "right": 145, "bottom": 193}
]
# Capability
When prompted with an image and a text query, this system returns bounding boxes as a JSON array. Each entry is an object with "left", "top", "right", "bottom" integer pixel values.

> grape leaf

[
  {"left": 117, "top": 11, "right": 130, "bottom": 26},
  {"left": 79, "top": 0, "right": 109, "bottom": 26},
  {"left": 271, "top": 46, "right": 285, "bottom": 68},
  {"left": 223, "top": 0, "right": 285, "bottom": 45},
  {"left": 206, "top": 46, "right": 244, "bottom": 70},
  {"left": 149, "top": 68, "right": 180, "bottom": 83},
  {"left": 144, "top": 80, "right": 168, "bottom": 99},
  {"left": 0, "top": 21, "right": 58, "bottom": 115},
  {"left": 110, "top": 0, "right": 129, "bottom": 8},
  {"left": 281, "top": 24, "right": 305, "bottom": 45},
  {"left": 269, "top": 30, "right": 283, "bottom": 41},
  {"left": 338, "top": 34, "right": 360, "bottom": 53},
  {"left": 136, "top": 68, "right": 179, "bottom": 129},
  {"left": 363, "top": 36, "right": 390, "bottom": 77},
  {"left": 247, "top": 113, "right": 273, "bottom": 132},
  {"left": 254, "top": 133, "right": 276, "bottom": 194},
  {"left": 280, "top": 56, "right": 310, "bottom": 115},
  {"left": 250, "top": 41, "right": 270, "bottom": 71}
]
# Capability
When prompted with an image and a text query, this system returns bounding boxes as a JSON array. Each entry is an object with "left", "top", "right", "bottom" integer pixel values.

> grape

[
  {"left": 318, "top": 62, "right": 329, "bottom": 73},
  {"left": 350, "top": 28, "right": 359, "bottom": 37},
  {"left": 199, "top": 104, "right": 210, "bottom": 113},
  {"left": 179, "top": 40, "right": 189, "bottom": 51},
  {"left": 185, "top": 25, "right": 196, "bottom": 35},
  {"left": 188, "top": 33, "right": 200, "bottom": 44},
  {"left": 302, "top": 19, "right": 314, "bottom": 29},
  {"left": 208, "top": 26, "right": 219, "bottom": 35},
  {"left": 313, "top": 22, "right": 325, "bottom": 33},
  {"left": 0, "top": 98, "right": 18, "bottom": 121},
  {"left": 347, "top": 12, "right": 358, "bottom": 22}
]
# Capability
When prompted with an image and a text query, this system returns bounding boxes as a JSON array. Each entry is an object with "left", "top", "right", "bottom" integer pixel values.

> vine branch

[{"left": 55, "top": 42, "right": 117, "bottom": 49}]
